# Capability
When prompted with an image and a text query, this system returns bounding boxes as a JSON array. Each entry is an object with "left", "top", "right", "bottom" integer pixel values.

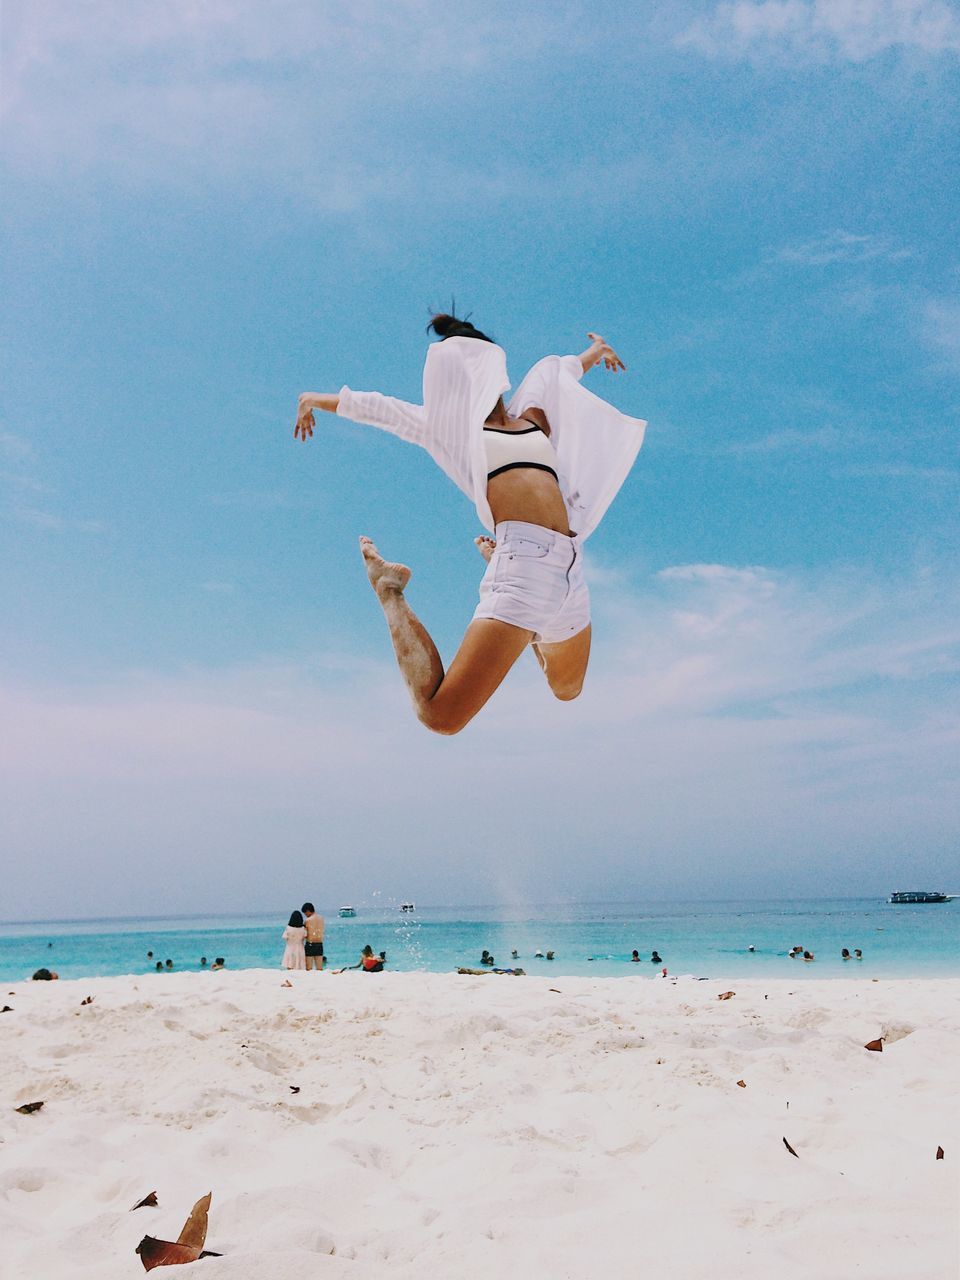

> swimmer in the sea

[{"left": 296, "top": 314, "right": 645, "bottom": 734}]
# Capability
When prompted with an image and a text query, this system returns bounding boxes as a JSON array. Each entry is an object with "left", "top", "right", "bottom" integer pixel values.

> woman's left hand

[{"left": 586, "top": 333, "right": 625, "bottom": 372}]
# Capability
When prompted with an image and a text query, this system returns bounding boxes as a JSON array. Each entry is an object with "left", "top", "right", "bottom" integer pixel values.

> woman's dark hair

[
  {"left": 362, "top": 944, "right": 374, "bottom": 956},
  {"left": 289, "top": 910, "right": 304, "bottom": 928},
  {"left": 429, "top": 312, "right": 494, "bottom": 344}
]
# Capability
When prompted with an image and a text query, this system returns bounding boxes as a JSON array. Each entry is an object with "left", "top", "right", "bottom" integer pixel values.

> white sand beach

[{"left": 1, "top": 972, "right": 957, "bottom": 1280}]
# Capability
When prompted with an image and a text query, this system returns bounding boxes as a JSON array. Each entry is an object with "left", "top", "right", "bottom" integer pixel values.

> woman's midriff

[{"left": 486, "top": 469, "right": 571, "bottom": 535}]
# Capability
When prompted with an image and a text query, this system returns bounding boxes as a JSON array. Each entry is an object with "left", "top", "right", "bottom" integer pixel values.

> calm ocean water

[{"left": 1, "top": 898, "right": 958, "bottom": 983}]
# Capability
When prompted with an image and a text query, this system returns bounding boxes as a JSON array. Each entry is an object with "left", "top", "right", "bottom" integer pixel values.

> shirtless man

[{"left": 301, "top": 902, "right": 325, "bottom": 971}]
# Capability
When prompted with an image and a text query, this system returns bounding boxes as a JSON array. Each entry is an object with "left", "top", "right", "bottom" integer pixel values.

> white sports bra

[{"left": 483, "top": 418, "right": 558, "bottom": 482}]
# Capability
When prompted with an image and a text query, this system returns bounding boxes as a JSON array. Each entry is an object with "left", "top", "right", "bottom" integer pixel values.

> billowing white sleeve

[
  {"left": 508, "top": 355, "right": 583, "bottom": 414},
  {"left": 336, "top": 387, "right": 427, "bottom": 446}
]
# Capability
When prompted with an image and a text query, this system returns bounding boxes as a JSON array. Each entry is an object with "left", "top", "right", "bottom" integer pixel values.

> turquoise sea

[{"left": 1, "top": 898, "right": 958, "bottom": 983}]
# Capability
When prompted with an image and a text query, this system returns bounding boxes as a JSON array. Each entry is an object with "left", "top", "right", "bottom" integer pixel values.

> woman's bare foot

[
  {"left": 475, "top": 535, "right": 496, "bottom": 564},
  {"left": 359, "top": 537, "right": 412, "bottom": 596}
]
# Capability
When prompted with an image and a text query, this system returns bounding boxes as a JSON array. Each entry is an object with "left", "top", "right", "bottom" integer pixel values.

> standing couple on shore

[{"left": 281, "top": 903, "right": 325, "bottom": 971}]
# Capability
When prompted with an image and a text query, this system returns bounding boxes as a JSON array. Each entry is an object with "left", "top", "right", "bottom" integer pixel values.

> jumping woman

[{"left": 295, "top": 315, "right": 646, "bottom": 735}]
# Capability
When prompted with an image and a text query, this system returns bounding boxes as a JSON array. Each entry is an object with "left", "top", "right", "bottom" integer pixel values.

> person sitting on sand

[
  {"left": 31, "top": 968, "right": 58, "bottom": 980},
  {"left": 295, "top": 317, "right": 644, "bottom": 734},
  {"left": 651, "top": 951, "right": 662, "bottom": 964},
  {"left": 348, "top": 945, "right": 385, "bottom": 973},
  {"left": 301, "top": 902, "right": 325, "bottom": 972},
  {"left": 282, "top": 911, "right": 307, "bottom": 971}
]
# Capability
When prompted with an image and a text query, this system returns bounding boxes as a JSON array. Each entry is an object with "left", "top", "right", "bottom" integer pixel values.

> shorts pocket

[{"left": 500, "top": 536, "right": 550, "bottom": 560}]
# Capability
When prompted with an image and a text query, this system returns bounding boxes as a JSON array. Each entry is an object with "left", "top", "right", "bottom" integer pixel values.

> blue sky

[{"left": 2, "top": 1, "right": 959, "bottom": 919}]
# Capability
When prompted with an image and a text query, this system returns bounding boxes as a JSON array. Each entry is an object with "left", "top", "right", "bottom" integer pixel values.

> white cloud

[
  {"left": 0, "top": 1, "right": 576, "bottom": 196},
  {"left": 846, "top": 462, "right": 959, "bottom": 481},
  {"left": 11, "top": 506, "right": 105, "bottom": 534},
  {"left": 717, "top": 425, "right": 852, "bottom": 455},
  {"left": 923, "top": 297, "right": 960, "bottom": 372},
  {"left": 2, "top": 558, "right": 957, "bottom": 915},
  {"left": 0, "top": 429, "right": 34, "bottom": 461},
  {"left": 678, "top": 0, "right": 960, "bottom": 63},
  {"left": 772, "top": 230, "right": 916, "bottom": 266}
]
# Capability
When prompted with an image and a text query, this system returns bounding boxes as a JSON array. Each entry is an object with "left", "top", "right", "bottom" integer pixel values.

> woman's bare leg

[
  {"left": 533, "top": 625, "right": 592, "bottom": 700},
  {"left": 360, "top": 537, "right": 533, "bottom": 734},
  {"left": 475, "top": 536, "right": 591, "bottom": 701}
]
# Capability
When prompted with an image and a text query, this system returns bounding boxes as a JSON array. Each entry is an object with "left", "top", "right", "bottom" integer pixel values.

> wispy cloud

[
  {"left": 716, "top": 425, "right": 853, "bottom": 456},
  {"left": 0, "top": 429, "right": 33, "bottom": 462},
  {"left": 677, "top": 0, "right": 960, "bottom": 64},
  {"left": 923, "top": 297, "right": 960, "bottom": 373},
  {"left": 208, "top": 490, "right": 300, "bottom": 510},
  {"left": 771, "top": 230, "right": 916, "bottom": 267},
  {"left": 0, "top": 2, "right": 577, "bottom": 198},
  {"left": 13, "top": 507, "right": 106, "bottom": 534},
  {"left": 3, "top": 558, "right": 958, "bottom": 913},
  {"left": 845, "top": 462, "right": 959, "bottom": 481}
]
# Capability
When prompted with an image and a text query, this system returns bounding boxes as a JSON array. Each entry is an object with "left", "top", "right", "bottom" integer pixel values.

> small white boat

[
  {"left": 338, "top": 906, "right": 357, "bottom": 918},
  {"left": 399, "top": 902, "right": 416, "bottom": 913},
  {"left": 888, "top": 891, "right": 955, "bottom": 904}
]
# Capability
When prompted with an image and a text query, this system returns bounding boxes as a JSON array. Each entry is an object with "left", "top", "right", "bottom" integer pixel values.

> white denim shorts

[{"left": 472, "top": 521, "right": 590, "bottom": 645}]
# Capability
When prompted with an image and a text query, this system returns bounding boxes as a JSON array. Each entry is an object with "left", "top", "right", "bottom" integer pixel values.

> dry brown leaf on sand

[
  {"left": 289, "top": 1085, "right": 300, "bottom": 1094},
  {"left": 936, "top": 1146, "right": 945, "bottom": 1160},
  {"left": 136, "top": 1238, "right": 222, "bottom": 1271},
  {"left": 864, "top": 1038, "right": 884, "bottom": 1052},
  {"left": 135, "top": 1192, "right": 221, "bottom": 1271},
  {"left": 131, "top": 1192, "right": 158, "bottom": 1211},
  {"left": 281, "top": 979, "right": 293, "bottom": 988},
  {"left": 717, "top": 991, "right": 736, "bottom": 1001},
  {"left": 15, "top": 1101, "right": 44, "bottom": 1114},
  {"left": 783, "top": 1137, "right": 799, "bottom": 1158},
  {"left": 80, "top": 996, "right": 94, "bottom": 1006},
  {"left": 178, "top": 1192, "right": 212, "bottom": 1249},
  {"left": 736, "top": 1079, "right": 746, "bottom": 1088}
]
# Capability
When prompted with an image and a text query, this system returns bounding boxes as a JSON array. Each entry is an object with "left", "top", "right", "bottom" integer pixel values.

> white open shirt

[{"left": 337, "top": 336, "right": 646, "bottom": 540}]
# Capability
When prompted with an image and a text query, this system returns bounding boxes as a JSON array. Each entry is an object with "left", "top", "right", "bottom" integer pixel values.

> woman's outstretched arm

[
  {"left": 295, "top": 393, "right": 339, "bottom": 441},
  {"left": 577, "top": 333, "right": 625, "bottom": 374},
  {"left": 295, "top": 388, "right": 426, "bottom": 445}
]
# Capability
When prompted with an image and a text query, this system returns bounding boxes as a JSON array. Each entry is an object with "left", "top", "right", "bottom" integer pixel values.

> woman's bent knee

[
  {"left": 417, "top": 703, "right": 470, "bottom": 735},
  {"left": 551, "top": 680, "right": 584, "bottom": 702}
]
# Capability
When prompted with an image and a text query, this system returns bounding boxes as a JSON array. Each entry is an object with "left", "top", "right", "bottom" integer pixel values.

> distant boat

[
  {"left": 888, "top": 891, "right": 956, "bottom": 904},
  {"left": 338, "top": 906, "right": 357, "bottom": 918},
  {"left": 399, "top": 902, "right": 416, "bottom": 913}
]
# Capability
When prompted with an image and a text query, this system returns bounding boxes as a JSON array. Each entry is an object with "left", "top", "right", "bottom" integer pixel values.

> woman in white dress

[
  {"left": 281, "top": 910, "right": 307, "bottom": 971},
  {"left": 295, "top": 315, "right": 646, "bottom": 735}
]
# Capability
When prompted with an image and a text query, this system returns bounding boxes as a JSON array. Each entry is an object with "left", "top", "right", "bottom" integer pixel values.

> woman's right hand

[{"left": 295, "top": 395, "right": 315, "bottom": 441}]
